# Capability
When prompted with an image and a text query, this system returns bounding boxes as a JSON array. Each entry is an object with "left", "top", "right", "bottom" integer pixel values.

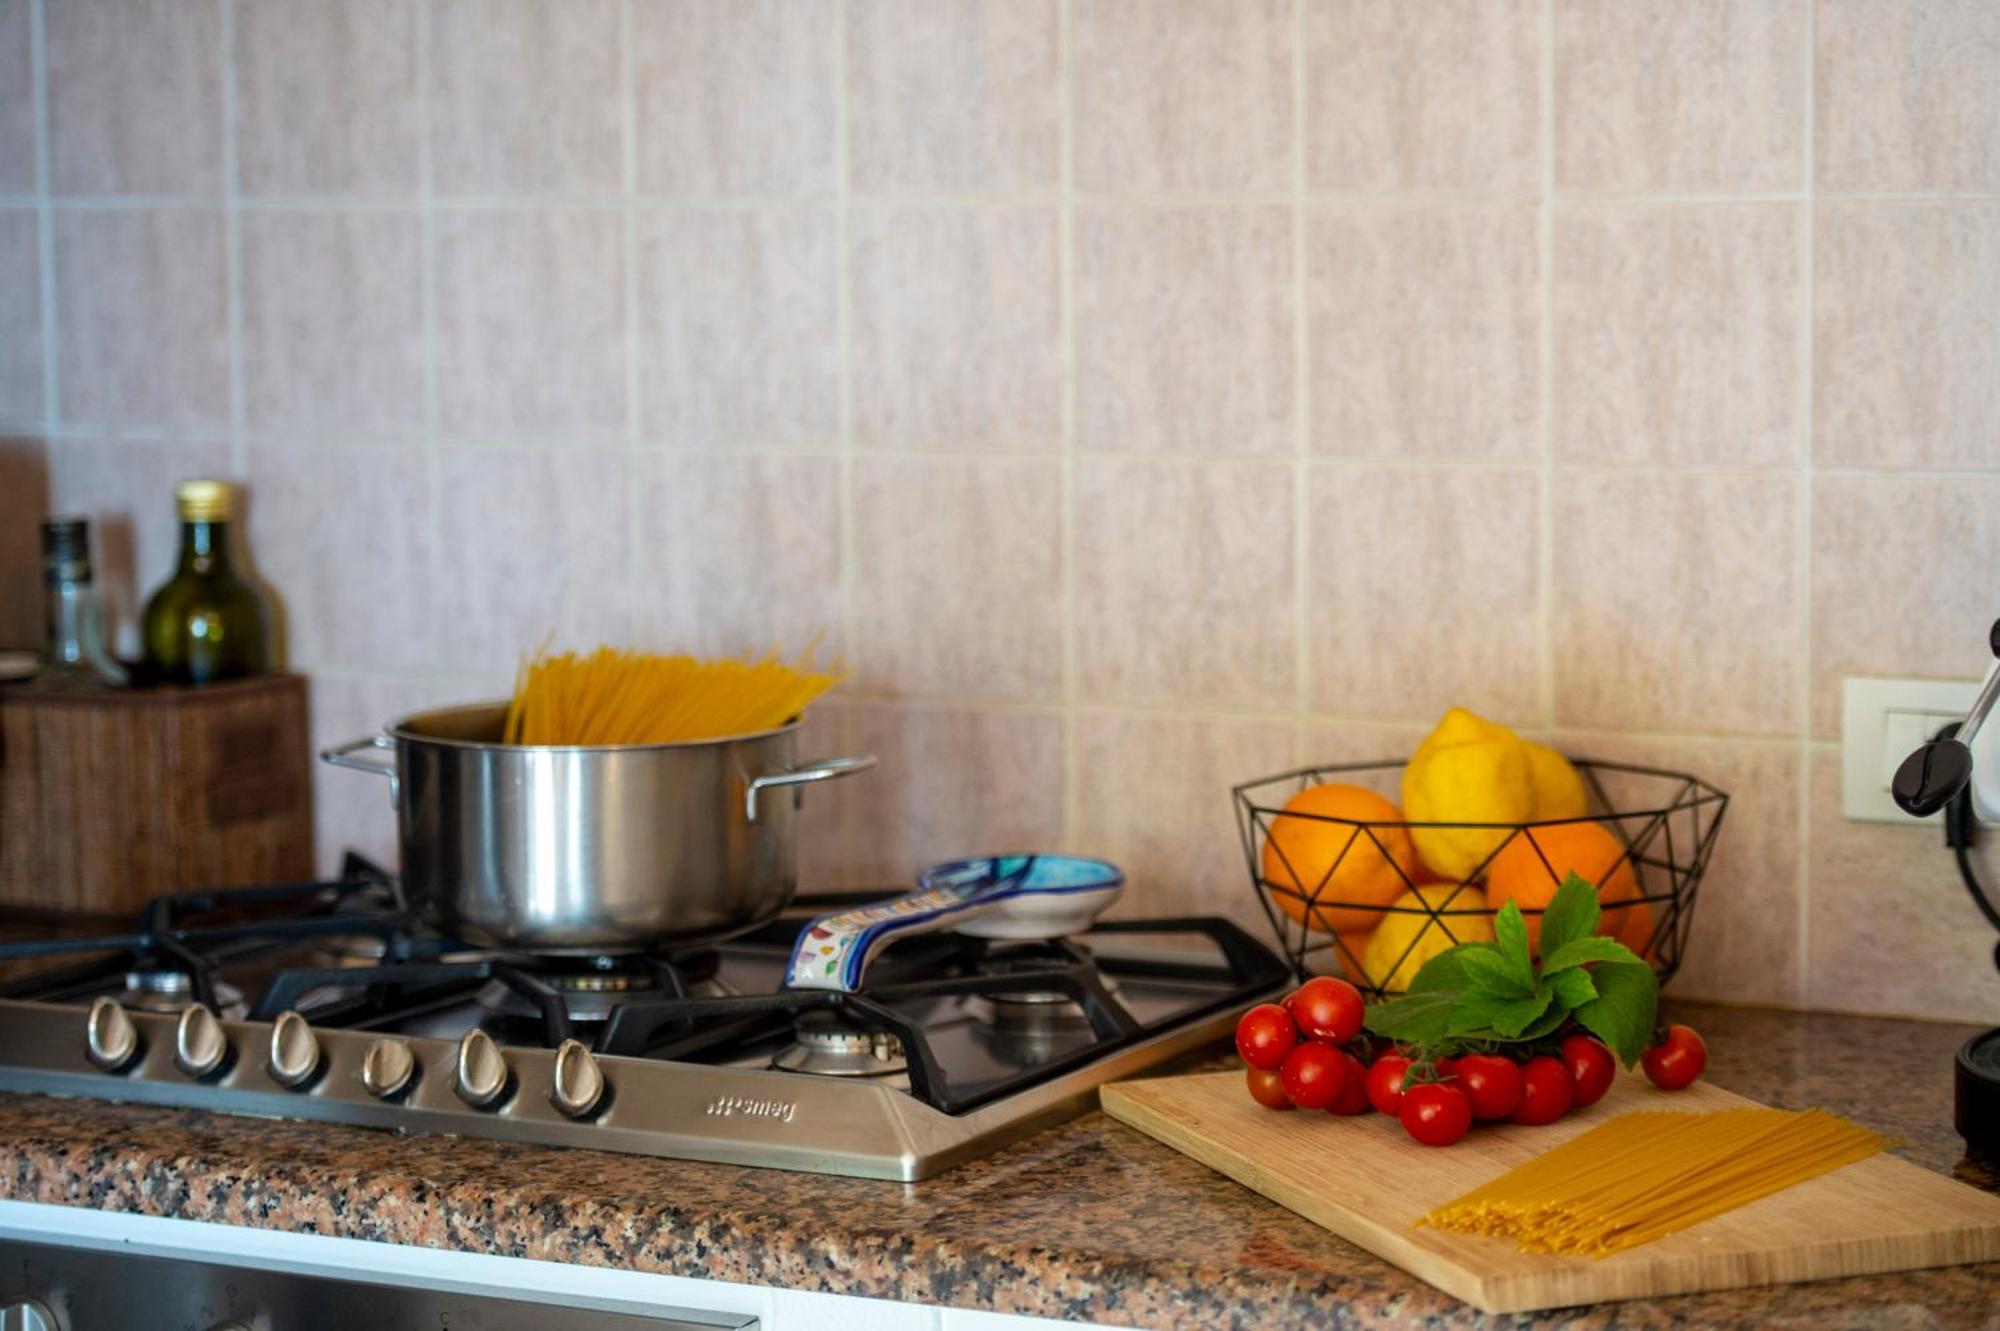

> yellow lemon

[
  {"left": 1403, "top": 725, "right": 1535, "bottom": 880},
  {"left": 1525, "top": 741, "right": 1588, "bottom": 821},
  {"left": 1361, "top": 884, "right": 1495, "bottom": 993}
]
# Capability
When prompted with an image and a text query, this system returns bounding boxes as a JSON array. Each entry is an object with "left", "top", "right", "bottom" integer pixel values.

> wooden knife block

[{"left": 0, "top": 673, "right": 314, "bottom": 919}]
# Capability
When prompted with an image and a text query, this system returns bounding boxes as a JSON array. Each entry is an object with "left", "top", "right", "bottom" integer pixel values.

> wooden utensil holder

[{"left": 0, "top": 673, "right": 314, "bottom": 920}]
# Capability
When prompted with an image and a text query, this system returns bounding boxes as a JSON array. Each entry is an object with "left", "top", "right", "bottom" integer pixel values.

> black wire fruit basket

[{"left": 1233, "top": 758, "right": 1729, "bottom": 997}]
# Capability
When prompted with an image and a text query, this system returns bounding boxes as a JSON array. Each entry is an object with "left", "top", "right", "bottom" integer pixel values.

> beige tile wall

[{"left": 7, "top": 0, "right": 1999, "bottom": 1021}]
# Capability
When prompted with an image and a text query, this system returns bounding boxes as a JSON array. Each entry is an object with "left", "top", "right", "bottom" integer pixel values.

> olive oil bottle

[{"left": 140, "top": 480, "right": 272, "bottom": 685}]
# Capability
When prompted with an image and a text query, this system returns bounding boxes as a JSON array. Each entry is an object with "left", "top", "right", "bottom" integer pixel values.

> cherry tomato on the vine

[
  {"left": 1452, "top": 1052, "right": 1525, "bottom": 1120},
  {"left": 1234, "top": 1003, "right": 1298, "bottom": 1072},
  {"left": 1280, "top": 1041, "right": 1349, "bottom": 1111},
  {"left": 1510, "top": 1054, "right": 1575, "bottom": 1126},
  {"left": 1400, "top": 1082, "right": 1472, "bottom": 1147},
  {"left": 1365, "top": 1053, "right": 1414, "bottom": 1117},
  {"left": 1245, "top": 1064, "right": 1294, "bottom": 1110},
  {"left": 1285, "top": 976, "right": 1365, "bottom": 1044},
  {"left": 1561, "top": 1034, "right": 1617, "bottom": 1108},
  {"left": 1325, "top": 1050, "right": 1372, "bottom": 1116},
  {"left": 1643, "top": 1024, "right": 1707, "bottom": 1091}
]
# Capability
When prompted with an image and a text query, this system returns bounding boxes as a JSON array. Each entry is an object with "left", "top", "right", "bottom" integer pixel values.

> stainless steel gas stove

[{"left": 0, "top": 859, "right": 1287, "bottom": 1180}]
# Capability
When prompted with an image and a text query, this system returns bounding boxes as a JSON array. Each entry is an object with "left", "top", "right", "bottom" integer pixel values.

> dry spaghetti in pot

[{"left": 503, "top": 646, "right": 841, "bottom": 746}]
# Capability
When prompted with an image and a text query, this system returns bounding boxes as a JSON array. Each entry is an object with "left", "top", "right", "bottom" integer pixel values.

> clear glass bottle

[
  {"left": 34, "top": 517, "right": 129, "bottom": 690},
  {"left": 140, "top": 480, "right": 273, "bottom": 686}
]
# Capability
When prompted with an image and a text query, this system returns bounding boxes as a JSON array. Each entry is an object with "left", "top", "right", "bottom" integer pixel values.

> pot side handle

[
  {"left": 321, "top": 735, "right": 399, "bottom": 806},
  {"left": 745, "top": 754, "right": 876, "bottom": 823}
]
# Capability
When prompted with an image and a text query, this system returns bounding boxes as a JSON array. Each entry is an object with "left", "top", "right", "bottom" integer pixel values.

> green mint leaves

[{"left": 1362, "top": 872, "right": 1659, "bottom": 1065}]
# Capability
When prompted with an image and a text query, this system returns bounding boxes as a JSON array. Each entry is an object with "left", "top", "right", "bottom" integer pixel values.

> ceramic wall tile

[
  {"left": 1806, "top": 750, "right": 2000, "bottom": 1022},
  {"left": 632, "top": 452, "right": 842, "bottom": 659},
  {"left": 834, "top": 702, "right": 1065, "bottom": 888},
  {"left": 46, "top": 436, "right": 235, "bottom": 652},
  {"left": 1816, "top": 0, "right": 2000, "bottom": 193},
  {"left": 0, "top": 210, "right": 41, "bottom": 424},
  {"left": 247, "top": 443, "right": 435, "bottom": 670},
  {"left": 54, "top": 208, "right": 229, "bottom": 429},
  {"left": 46, "top": 0, "right": 220, "bottom": 195},
  {"left": 847, "top": 0, "right": 1059, "bottom": 193},
  {"left": 636, "top": 206, "right": 839, "bottom": 446},
  {"left": 1074, "top": 205, "right": 1293, "bottom": 457},
  {"left": 1555, "top": 0, "right": 1806, "bottom": 192},
  {"left": 240, "top": 209, "right": 425, "bottom": 438},
  {"left": 433, "top": 207, "right": 627, "bottom": 440},
  {"left": 1809, "top": 475, "right": 2000, "bottom": 737},
  {"left": 0, "top": 0, "right": 33, "bottom": 193},
  {"left": 1308, "top": 202, "right": 1539, "bottom": 461},
  {"left": 851, "top": 455, "right": 1062, "bottom": 700},
  {"left": 1073, "top": 0, "right": 1292, "bottom": 192},
  {"left": 1306, "top": 0, "right": 1539, "bottom": 192},
  {"left": 1552, "top": 472, "right": 1800, "bottom": 736},
  {"left": 1571, "top": 732, "right": 1804, "bottom": 1008},
  {"left": 428, "top": 0, "right": 622, "bottom": 195},
  {"left": 236, "top": 0, "right": 419, "bottom": 196},
  {"left": 1814, "top": 202, "right": 2000, "bottom": 470},
  {"left": 1073, "top": 710, "right": 1297, "bottom": 932},
  {"left": 1305, "top": 466, "right": 1541, "bottom": 723},
  {"left": 633, "top": 0, "right": 836, "bottom": 196},
  {"left": 850, "top": 206, "right": 1059, "bottom": 449},
  {"left": 1076, "top": 457, "right": 1295, "bottom": 709},
  {"left": 1555, "top": 203, "right": 1801, "bottom": 466},
  {"left": 433, "top": 446, "right": 632, "bottom": 667}
]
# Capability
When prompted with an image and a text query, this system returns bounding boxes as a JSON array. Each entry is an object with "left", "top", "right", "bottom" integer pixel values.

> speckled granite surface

[{"left": 1, "top": 1001, "right": 1995, "bottom": 1328}]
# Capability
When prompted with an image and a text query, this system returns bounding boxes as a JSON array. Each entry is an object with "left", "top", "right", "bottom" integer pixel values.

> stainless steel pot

[{"left": 321, "top": 702, "right": 874, "bottom": 953}]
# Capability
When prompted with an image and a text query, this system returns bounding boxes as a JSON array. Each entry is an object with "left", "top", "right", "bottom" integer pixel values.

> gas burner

[
  {"left": 115, "top": 970, "right": 246, "bottom": 1018},
  {"left": 306, "top": 934, "right": 392, "bottom": 969},
  {"left": 771, "top": 1012, "right": 909, "bottom": 1081}
]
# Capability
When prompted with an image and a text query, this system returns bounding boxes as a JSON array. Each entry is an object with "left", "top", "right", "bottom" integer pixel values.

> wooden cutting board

[{"left": 1100, "top": 1070, "right": 2000, "bottom": 1314}]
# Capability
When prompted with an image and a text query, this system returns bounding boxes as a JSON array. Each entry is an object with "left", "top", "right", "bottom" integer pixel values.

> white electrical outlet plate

[{"left": 1842, "top": 676, "right": 1982, "bottom": 823}]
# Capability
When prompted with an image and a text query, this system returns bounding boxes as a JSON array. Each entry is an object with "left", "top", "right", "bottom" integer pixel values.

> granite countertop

[{"left": 1, "top": 1000, "right": 1994, "bottom": 1329}]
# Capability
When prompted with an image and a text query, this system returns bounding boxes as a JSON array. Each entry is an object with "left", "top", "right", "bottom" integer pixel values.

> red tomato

[
  {"left": 1510, "top": 1054, "right": 1575, "bottom": 1126},
  {"left": 1326, "top": 1051, "right": 1372, "bottom": 1116},
  {"left": 1643, "top": 1024, "right": 1708, "bottom": 1091},
  {"left": 1399, "top": 1082, "right": 1472, "bottom": 1147},
  {"left": 1561, "top": 1034, "right": 1617, "bottom": 1108},
  {"left": 1285, "top": 976, "right": 1364, "bottom": 1044},
  {"left": 1245, "top": 1064, "right": 1294, "bottom": 1111},
  {"left": 1234, "top": 1003, "right": 1298, "bottom": 1072},
  {"left": 1452, "top": 1053, "right": 1525, "bottom": 1120},
  {"left": 1365, "top": 1053, "right": 1414, "bottom": 1117},
  {"left": 1279, "top": 1041, "right": 1348, "bottom": 1111}
]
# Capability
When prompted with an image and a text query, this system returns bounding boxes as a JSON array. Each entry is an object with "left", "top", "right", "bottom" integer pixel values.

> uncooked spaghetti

[
  {"left": 1420, "top": 1107, "right": 1886, "bottom": 1257},
  {"left": 503, "top": 646, "right": 840, "bottom": 746}
]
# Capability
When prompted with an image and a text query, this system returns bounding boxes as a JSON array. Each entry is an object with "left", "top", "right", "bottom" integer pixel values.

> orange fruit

[
  {"left": 1483, "top": 820, "right": 1639, "bottom": 950},
  {"left": 1261, "top": 783, "right": 1420, "bottom": 934},
  {"left": 1610, "top": 897, "right": 1659, "bottom": 959}
]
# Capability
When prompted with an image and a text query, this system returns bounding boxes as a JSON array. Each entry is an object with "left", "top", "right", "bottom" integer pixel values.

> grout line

[
  {"left": 619, "top": 0, "right": 642, "bottom": 645},
  {"left": 1535, "top": 0, "right": 1556, "bottom": 731},
  {"left": 834, "top": 0, "right": 858, "bottom": 726},
  {"left": 219, "top": 0, "right": 246, "bottom": 477},
  {"left": 1289, "top": 0, "right": 1308, "bottom": 769},
  {"left": 28, "top": 0, "right": 57, "bottom": 439},
  {"left": 1794, "top": 0, "right": 1817, "bottom": 1009},
  {"left": 1058, "top": 0, "right": 1082, "bottom": 850},
  {"left": 416, "top": 0, "right": 444, "bottom": 698}
]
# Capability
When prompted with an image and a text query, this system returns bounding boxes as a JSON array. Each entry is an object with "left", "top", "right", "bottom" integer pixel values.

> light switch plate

[{"left": 1841, "top": 676, "right": 1982, "bottom": 823}]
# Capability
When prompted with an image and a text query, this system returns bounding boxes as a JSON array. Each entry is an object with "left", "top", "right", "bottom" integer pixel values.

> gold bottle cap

[{"left": 175, "top": 479, "right": 235, "bottom": 522}]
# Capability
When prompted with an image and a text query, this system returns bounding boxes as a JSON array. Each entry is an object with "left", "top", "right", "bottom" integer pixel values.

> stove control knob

[
  {"left": 360, "top": 1036, "right": 416, "bottom": 1100},
  {"left": 267, "top": 1010, "right": 321, "bottom": 1088},
  {"left": 549, "top": 1038, "right": 605, "bottom": 1118},
  {"left": 454, "top": 1028, "right": 510, "bottom": 1108},
  {"left": 174, "top": 1003, "right": 229, "bottom": 1079},
  {"left": 0, "top": 1298, "right": 59, "bottom": 1331},
  {"left": 85, "top": 996, "right": 140, "bottom": 1072}
]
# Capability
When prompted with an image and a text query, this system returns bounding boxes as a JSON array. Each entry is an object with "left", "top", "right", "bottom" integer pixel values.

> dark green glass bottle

[{"left": 140, "top": 479, "right": 272, "bottom": 685}]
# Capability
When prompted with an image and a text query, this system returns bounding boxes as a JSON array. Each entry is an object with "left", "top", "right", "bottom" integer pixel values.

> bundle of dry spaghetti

[
  {"left": 503, "top": 646, "right": 841, "bottom": 745},
  {"left": 1420, "top": 1107, "right": 1886, "bottom": 1257}
]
